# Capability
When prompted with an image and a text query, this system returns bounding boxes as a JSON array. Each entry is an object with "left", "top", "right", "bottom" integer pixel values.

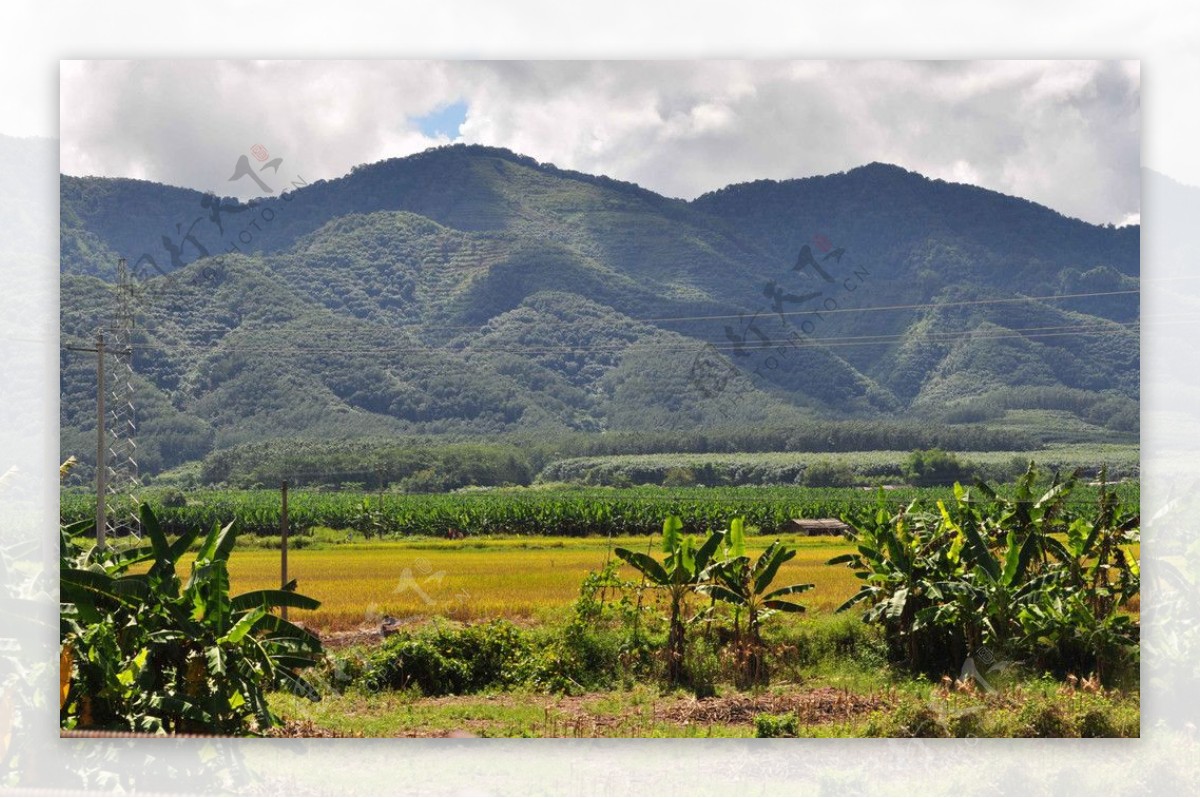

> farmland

[
  {"left": 60, "top": 473, "right": 1140, "bottom": 541},
  {"left": 155, "top": 534, "right": 864, "bottom": 633},
  {"left": 538, "top": 444, "right": 1140, "bottom": 486},
  {"left": 61, "top": 465, "right": 1142, "bottom": 738}
]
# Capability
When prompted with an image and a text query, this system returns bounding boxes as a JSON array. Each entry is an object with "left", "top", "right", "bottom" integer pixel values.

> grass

[
  {"left": 260, "top": 599, "right": 1139, "bottom": 739},
  {"left": 265, "top": 657, "right": 1141, "bottom": 738},
  {"left": 194, "top": 533, "right": 861, "bottom": 632},
  {"left": 266, "top": 685, "right": 753, "bottom": 738}
]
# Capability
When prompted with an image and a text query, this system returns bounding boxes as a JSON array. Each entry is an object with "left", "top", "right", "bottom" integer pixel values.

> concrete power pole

[{"left": 68, "top": 256, "right": 140, "bottom": 544}]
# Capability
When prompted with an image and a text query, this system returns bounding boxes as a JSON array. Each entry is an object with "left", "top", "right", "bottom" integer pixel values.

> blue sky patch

[{"left": 415, "top": 100, "right": 468, "bottom": 139}]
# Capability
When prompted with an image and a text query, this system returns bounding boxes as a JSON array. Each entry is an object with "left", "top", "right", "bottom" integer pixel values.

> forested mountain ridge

[{"left": 59, "top": 144, "right": 1139, "bottom": 478}]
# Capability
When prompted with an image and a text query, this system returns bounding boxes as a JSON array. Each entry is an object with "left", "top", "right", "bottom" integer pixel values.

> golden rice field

[{"left": 204, "top": 535, "right": 862, "bottom": 633}]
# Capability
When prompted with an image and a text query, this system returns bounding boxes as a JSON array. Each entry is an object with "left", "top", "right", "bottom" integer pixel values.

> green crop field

[
  {"left": 60, "top": 472, "right": 1139, "bottom": 540},
  {"left": 539, "top": 443, "right": 1140, "bottom": 485}
]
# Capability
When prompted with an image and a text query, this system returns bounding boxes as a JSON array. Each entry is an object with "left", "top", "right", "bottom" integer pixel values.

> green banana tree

[
  {"left": 1014, "top": 472, "right": 1140, "bottom": 680},
  {"left": 829, "top": 495, "right": 966, "bottom": 671},
  {"left": 831, "top": 465, "right": 1140, "bottom": 682},
  {"left": 919, "top": 508, "right": 1049, "bottom": 655},
  {"left": 614, "top": 516, "right": 723, "bottom": 686},
  {"left": 702, "top": 518, "right": 813, "bottom": 686},
  {"left": 60, "top": 503, "right": 323, "bottom": 734}
]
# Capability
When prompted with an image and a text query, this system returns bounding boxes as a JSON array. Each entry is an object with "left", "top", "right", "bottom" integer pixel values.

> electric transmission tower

[
  {"left": 105, "top": 256, "right": 141, "bottom": 539},
  {"left": 66, "top": 257, "right": 142, "bottom": 543}
]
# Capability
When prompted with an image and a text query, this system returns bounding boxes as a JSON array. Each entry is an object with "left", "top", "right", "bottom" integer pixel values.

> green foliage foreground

[
  {"left": 60, "top": 505, "right": 324, "bottom": 735},
  {"left": 831, "top": 465, "right": 1139, "bottom": 683}
]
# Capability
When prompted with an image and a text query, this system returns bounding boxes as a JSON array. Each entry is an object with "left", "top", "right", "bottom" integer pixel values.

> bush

[
  {"left": 662, "top": 467, "right": 697, "bottom": 487},
  {"left": 365, "top": 620, "right": 531, "bottom": 695},
  {"left": 765, "top": 614, "right": 886, "bottom": 678},
  {"left": 1014, "top": 696, "right": 1077, "bottom": 738},
  {"left": 157, "top": 487, "right": 188, "bottom": 508},
  {"left": 864, "top": 697, "right": 948, "bottom": 738},
  {"left": 754, "top": 712, "right": 799, "bottom": 738},
  {"left": 901, "top": 448, "right": 973, "bottom": 486},
  {"left": 1077, "top": 706, "right": 1120, "bottom": 738},
  {"left": 682, "top": 637, "right": 720, "bottom": 699},
  {"left": 946, "top": 707, "right": 986, "bottom": 738},
  {"left": 1073, "top": 694, "right": 1138, "bottom": 737},
  {"left": 800, "top": 460, "right": 856, "bottom": 488}
]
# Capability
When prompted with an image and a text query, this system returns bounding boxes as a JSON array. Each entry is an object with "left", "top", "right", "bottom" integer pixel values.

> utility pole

[
  {"left": 68, "top": 330, "right": 109, "bottom": 546},
  {"left": 67, "top": 256, "right": 139, "bottom": 544},
  {"left": 377, "top": 465, "right": 385, "bottom": 512},
  {"left": 280, "top": 480, "right": 289, "bottom": 621},
  {"left": 94, "top": 331, "right": 107, "bottom": 546}
]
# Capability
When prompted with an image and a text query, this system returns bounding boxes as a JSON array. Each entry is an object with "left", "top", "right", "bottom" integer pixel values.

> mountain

[{"left": 59, "top": 144, "right": 1139, "bottom": 478}]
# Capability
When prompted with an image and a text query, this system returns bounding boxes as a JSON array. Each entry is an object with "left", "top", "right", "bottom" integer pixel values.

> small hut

[{"left": 783, "top": 518, "right": 856, "bottom": 537}]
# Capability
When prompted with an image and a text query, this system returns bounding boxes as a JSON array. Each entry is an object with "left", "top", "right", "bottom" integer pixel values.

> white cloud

[{"left": 59, "top": 59, "right": 1140, "bottom": 225}]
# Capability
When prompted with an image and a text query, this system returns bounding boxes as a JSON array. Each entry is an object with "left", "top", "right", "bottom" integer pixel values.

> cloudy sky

[{"left": 60, "top": 60, "right": 1140, "bottom": 225}]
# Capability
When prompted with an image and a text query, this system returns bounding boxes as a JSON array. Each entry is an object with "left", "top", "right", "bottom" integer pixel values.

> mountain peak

[{"left": 844, "top": 161, "right": 923, "bottom": 179}]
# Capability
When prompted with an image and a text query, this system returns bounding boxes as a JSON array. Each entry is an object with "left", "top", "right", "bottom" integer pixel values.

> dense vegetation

[
  {"left": 294, "top": 468, "right": 1139, "bottom": 736},
  {"left": 538, "top": 445, "right": 1138, "bottom": 488},
  {"left": 60, "top": 505, "right": 323, "bottom": 734},
  {"left": 59, "top": 461, "right": 1140, "bottom": 737},
  {"left": 60, "top": 479, "right": 1139, "bottom": 541},
  {"left": 61, "top": 146, "right": 1137, "bottom": 481},
  {"left": 176, "top": 423, "right": 1047, "bottom": 490},
  {"left": 832, "top": 466, "right": 1139, "bottom": 684}
]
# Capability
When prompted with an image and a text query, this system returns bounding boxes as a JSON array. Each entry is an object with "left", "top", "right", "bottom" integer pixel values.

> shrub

[
  {"left": 682, "top": 637, "right": 720, "bottom": 699},
  {"left": 754, "top": 712, "right": 799, "bottom": 738},
  {"left": 800, "top": 460, "right": 856, "bottom": 488},
  {"left": 1014, "top": 696, "right": 1077, "bottom": 738},
  {"left": 864, "top": 698, "right": 948, "bottom": 738},
  {"left": 946, "top": 706, "right": 986, "bottom": 738},
  {"left": 1077, "top": 706, "right": 1120, "bottom": 738},
  {"left": 158, "top": 487, "right": 188, "bottom": 508},
  {"left": 901, "top": 449, "right": 972, "bottom": 487},
  {"left": 365, "top": 620, "right": 531, "bottom": 695},
  {"left": 765, "top": 613, "right": 886, "bottom": 678},
  {"left": 662, "top": 467, "right": 697, "bottom": 487}
]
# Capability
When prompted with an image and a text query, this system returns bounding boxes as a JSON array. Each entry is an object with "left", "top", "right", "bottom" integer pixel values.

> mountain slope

[{"left": 59, "top": 145, "right": 1140, "bottom": 477}]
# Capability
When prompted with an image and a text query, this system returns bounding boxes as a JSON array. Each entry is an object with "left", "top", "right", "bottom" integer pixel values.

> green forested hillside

[{"left": 59, "top": 145, "right": 1139, "bottom": 481}]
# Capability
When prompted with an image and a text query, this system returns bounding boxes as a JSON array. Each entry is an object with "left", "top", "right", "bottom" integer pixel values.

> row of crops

[{"left": 60, "top": 482, "right": 1140, "bottom": 539}]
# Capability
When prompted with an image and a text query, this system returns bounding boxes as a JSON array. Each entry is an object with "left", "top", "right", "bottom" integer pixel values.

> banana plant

[
  {"left": 829, "top": 494, "right": 965, "bottom": 670},
  {"left": 967, "top": 464, "right": 1079, "bottom": 566},
  {"left": 919, "top": 507, "right": 1047, "bottom": 654},
  {"left": 61, "top": 503, "right": 323, "bottom": 734},
  {"left": 832, "top": 466, "right": 1140, "bottom": 682},
  {"left": 1014, "top": 472, "right": 1140, "bottom": 679},
  {"left": 614, "top": 516, "right": 723, "bottom": 686},
  {"left": 701, "top": 518, "right": 813, "bottom": 685}
]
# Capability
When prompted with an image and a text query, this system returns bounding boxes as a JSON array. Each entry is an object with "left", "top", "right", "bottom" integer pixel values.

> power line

[
  {"left": 635, "top": 289, "right": 1141, "bottom": 325},
  {"left": 129, "top": 286, "right": 1143, "bottom": 336},
  {"left": 70, "top": 319, "right": 1138, "bottom": 359}
]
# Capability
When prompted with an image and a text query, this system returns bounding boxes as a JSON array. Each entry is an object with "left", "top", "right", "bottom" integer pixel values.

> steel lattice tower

[{"left": 105, "top": 257, "right": 140, "bottom": 539}]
